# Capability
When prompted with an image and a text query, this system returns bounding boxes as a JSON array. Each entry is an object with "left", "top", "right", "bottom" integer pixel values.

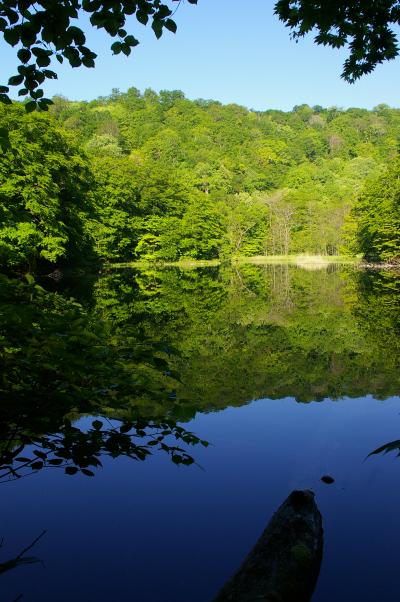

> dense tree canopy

[
  {"left": 351, "top": 157, "right": 400, "bottom": 262},
  {"left": 1, "top": 91, "right": 399, "bottom": 271},
  {"left": 0, "top": 103, "right": 95, "bottom": 270}
]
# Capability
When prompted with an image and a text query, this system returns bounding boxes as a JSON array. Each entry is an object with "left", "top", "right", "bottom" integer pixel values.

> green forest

[{"left": 1, "top": 89, "right": 400, "bottom": 272}]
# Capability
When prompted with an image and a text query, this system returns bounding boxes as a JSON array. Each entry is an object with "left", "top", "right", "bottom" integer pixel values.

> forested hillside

[{"left": 1, "top": 89, "right": 400, "bottom": 271}]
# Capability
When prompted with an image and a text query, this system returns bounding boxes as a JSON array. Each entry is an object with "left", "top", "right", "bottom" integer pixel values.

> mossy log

[{"left": 213, "top": 490, "right": 323, "bottom": 602}]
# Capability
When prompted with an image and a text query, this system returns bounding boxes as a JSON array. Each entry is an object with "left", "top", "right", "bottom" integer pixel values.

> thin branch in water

[
  {"left": 16, "top": 530, "right": 47, "bottom": 561},
  {"left": 0, "top": 530, "right": 47, "bottom": 576}
]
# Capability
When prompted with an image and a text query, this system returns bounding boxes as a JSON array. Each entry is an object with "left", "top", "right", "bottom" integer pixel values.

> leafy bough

[
  {"left": 0, "top": 417, "right": 209, "bottom": 482},
  {"left": 0, "top": 0, "right": 198, "bottom": 110}
]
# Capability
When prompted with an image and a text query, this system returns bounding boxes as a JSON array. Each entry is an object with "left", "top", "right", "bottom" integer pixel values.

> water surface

[{"left": 0, "top": 264, "right": 399, "bottom": 601}]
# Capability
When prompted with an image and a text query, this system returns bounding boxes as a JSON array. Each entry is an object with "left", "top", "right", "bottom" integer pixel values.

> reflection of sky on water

[{"left": 1, "top": 395, "right": 400, "bottom": 602}]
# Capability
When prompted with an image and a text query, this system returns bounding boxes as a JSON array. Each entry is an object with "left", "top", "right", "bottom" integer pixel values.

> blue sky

[{"left": 2, "top": 0, "right": 400, "bottom": 110}]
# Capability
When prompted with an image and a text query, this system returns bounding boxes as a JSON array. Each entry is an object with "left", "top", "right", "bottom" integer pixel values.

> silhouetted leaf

[
  {"left": 65, "top": 466, "right": 78, "bottom": 475},
  {"left": 81, "top": 468, "right": 95, "bottom": 477},
  {"left": 33, "top": 450, "right": 46, "bottom": 460},
  {"left": 369, "top": 440, "right": 400, "bottom": 457},
  {"left": 164, "top": 19, "right": 177, "bottom": 33}
]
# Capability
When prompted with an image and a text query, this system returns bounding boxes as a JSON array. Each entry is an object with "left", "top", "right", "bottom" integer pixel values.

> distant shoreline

[
  {"left": 232, "top": 254, "right": 357, "bottom": 266},
  {"left": 104, "top": 254, "right": 398, "bottom": 271}
]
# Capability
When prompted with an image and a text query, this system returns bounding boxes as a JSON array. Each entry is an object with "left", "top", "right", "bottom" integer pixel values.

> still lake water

[{"left": 1, "top": 264, "right": 399, "bottom": 601}]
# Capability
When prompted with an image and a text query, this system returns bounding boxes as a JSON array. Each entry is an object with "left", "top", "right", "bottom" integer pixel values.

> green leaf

[
  {"left": 68, "top": 26, "right": 86, "bottom": 45},
  {"left": 124, "top": 35, "right": 139, "bottom": 47},
  {"left": 92, "top": 419, "right": 103, "bottom": 430},
  {"left": 7, "top": 9, "right": 19, "bottom": 25},
  {"left": 156, "top": 5, "right": 172, "bottom": 19},
  {"left": 63, "top": 47, "right": 81, "bottom": 67},
  {"left": 65, "top": 466, "right": 78, "bottom": 475},
  {"left": 136, "top": 11, "right": 149, "bottom": 25},
  {"left": 0, "top": 94, "right": 12, "bottom": 105},
  {"left": 81, "top": 468, "right": 95, "bottom": 476},
  {"left": 8, "top": 74, "right": 24, "bottom": 85},
  {"left": 119, "top": 423, "right": 132, "bottom": 433},
  {"left": 32, "top": 47, "right": 52, "bottom": 57},
  {"left": 111, "top": 41, "right": 122, "bottom": 54},
  {"left": 17, "top": 48, "right": 31, "bottom": 63},
  {"left": 82, "top": 56, "right": 95, "bottom": 67},
  {"left": 164, "top": 19, "right": 177, "bottom": 34},
  {"left": 82, "top": 0, "right": 101, "bottom": 11},
  {"left": 36, "top": 55, "right": 51, "bottom": 67},
  {"left": 0, "top": 94, "right": 13, "bottom": 105},
  {"left": 31, "top": 89, "right": 44, "bottom": 99},
  {"left": 151, "top": 20, "right": 163, "bottom": 39},
  {"left": 24, "top": 100, "right": 37, "bottom": 112},
  {"left": 70, "top": 56, "right": 82, "bottom": 67},
  {"left": 38, "top": 99, "right": 50, "bottom": 110},
  {"left": 4, "top": 27, "right": 20, "bottom": 46},
  {"left": 33, "top": 450, "right": 46, "bottom": 459},
  {"left": 42, "top": 69, "right": 58, "bottom": 80}
]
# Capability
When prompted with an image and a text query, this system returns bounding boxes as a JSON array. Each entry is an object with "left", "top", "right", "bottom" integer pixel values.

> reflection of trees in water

[
  {"left": 138, "top": 265, "right": 399, "bottom": 407},
  {"left": 1, "top": 265, "right": 399, "bottom": 480},
  {"left": 270, "top": 264, "right": 294, "bottom": 312},
  {"left": 0, "top": 273, "right": 208, "bottom": 483},
  {"left": 348, "top": 269, "right": 400, "bottom": 463},
  {"left": 88, "top": 264, "right": 400, "bottom": 408}
]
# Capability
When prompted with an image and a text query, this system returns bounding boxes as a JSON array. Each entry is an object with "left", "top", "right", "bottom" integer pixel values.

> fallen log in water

[{"left": 213, "top": 490, "right": 323, "bottom": 602}]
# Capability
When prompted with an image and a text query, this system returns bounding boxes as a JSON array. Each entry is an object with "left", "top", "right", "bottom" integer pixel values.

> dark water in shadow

[{"left": 0, "top": 264, "right": 399, "bottom": 601}]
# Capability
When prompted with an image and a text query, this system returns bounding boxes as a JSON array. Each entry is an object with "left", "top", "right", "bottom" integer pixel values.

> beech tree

[{"left": 275, "top": 1, "right": 400, "bottom": 82}]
